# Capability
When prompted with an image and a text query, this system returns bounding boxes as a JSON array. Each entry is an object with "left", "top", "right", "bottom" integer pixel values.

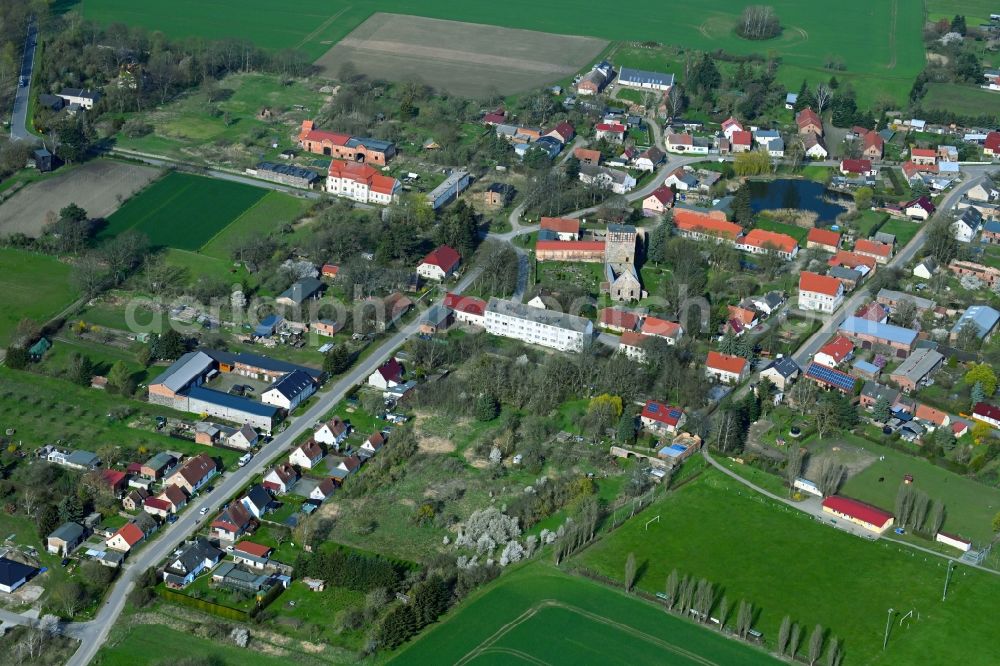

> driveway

[{"left": 9, "top": 18, "right": 37, "bottom": 142}]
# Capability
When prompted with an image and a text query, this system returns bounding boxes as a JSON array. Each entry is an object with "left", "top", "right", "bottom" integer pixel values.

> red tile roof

[
  {"left": 796, "top": 107, "right": 822, "bottom": 129},
  {"left": 444, "top": 293, "right": 486, "bottom": 316},
  {"left": 101, "top": 469, "right": 127, "bottom": 487},
  {"left": 234, "top": 541, "right": 272, "bottom": 558},
  {"left": 321, "top": 264, "right": 339, "bottom": 277},
  {"left": 721, "top": 117, "right": 742, "bottom": 132},
  {"left": 731, "top": 130, "right": 752, "bottom": 146},
  {"left": 822, "top": 496, "right": 893, "bottom": 528},
  {"left": 818, "top": 336, "right": 854, "bottom": 363},
  {"left": 421, "top": 245, "right": 461, "bottom": 272},
  {"left": 295, "top": 439, "right": 324, "bottom": 462},
  {"left": 174, "top": 454, "right": 216, "bottom": 487},
  {"left": 376, "top": 358, "right": 403, "bottom": 383},
  {"left": 807, "top": 227, "right": 841, "bottom": 248},
  {"left": 595, "top": 122, "right": 626, "bottom": 133},
  {"left": 855, "top": 302, "right": 888, "bottom": 322},
  {"left": 327, "top": 160, "right": 398, "bottom": 195},
  {"left": 973, "top": 402, "right": 1000, "bottom": 422},
  {"left": 641, "top": 400, "right": 684, "bottom": 426},
  {"left": 115, "top": 523, "right": 145, "bottom": 546},
  {"left": 985, "top": 132, "right": 1000, "bottom": 153},
  {"left": 915, "top": 403, "right": 948, "bottom": 426},
  {"left": 574, "top": 147, "right": 601, "bottom": 162},
  {"left": 854, "top": 239, "right": 892, "bottom": 258},
  {"left": 706, "top": 351, "right": 747, "bottom": 375},
  {"left": 299, "top": 127, "right": 351, "bottom": 146},
  {"left": 741, "top": 228, "right": 797, "bottom": 254},
  {"left": 840, "top": 159, "right": 872, "bottom": 174},
  {"left": 144, "top": 497, "right": 171, "bottom": 512},
  {"left": 910, "top": 148, "right": 936, "bottom": 158},
  {"left": 540, "top": 217, "right": 580, "bottom": 234},
  {"left": 599, "top": 307, "right": 640, "bottom": 331},
  {"left": 619, "top": 331, "right": 650, "bottom": 348},
  {"left": 641, "top": 316, "right": 682, "bottom": 338},
  {"left": 799, "top": 271, "right": 842, "bottom": 297},
  {"left": 828, "top": 251, "right": 877, "bottom": 271},
  {"left": 863, "top": 132, "right": 883, "bottom": 151},
  {"left": 645, "top": 186, "right": 675, "bottom": 207},
  {"left": 546, "top": 121, "right": 575, "bottom": 140},
  {"left": 160, "top": 484, "right": 187, "bottom": 506},
  {"left": 673, "top": 209, "right": 743, "bottom": 240}
]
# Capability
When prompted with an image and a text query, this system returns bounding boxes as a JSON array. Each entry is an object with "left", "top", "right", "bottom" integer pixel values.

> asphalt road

[
  {"left": 9, "top": 18, "right": 37, "bottom": 142},
  {"left": 791, "top": 170, "right": 995, "bottom": 366},
  {"left": 62, "top": 268, "right": 484, "bottom": 666}
]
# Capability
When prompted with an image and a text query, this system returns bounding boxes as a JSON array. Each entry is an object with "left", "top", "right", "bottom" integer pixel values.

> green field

[
  {"left": 95, "top": 624, "right": 293, "bottom": 666},
  {"left": 852, "top": 209, "right": 889, "bottom": 237},
  {"left": 576, "top": 468, "right": 1000, "bottom": 665},
  {"left": 0, "top": 248, "right": 79, "bottom": 346},
  {"left": 394, "top": 562, "right": 777, "bottom": 665},
  {"left": 98, "top": 172, "right": 269, "bottom": 250},
  {"left": 926, "top": 0, "right": 997, "bottom": 24},
  {"left": 77, "top": 0, "right": 924, "bottom": 105},
  {"left": 876, "top": 217, "right": 921, "bottom": 246},
  {"left": 201, "top": 190, "right": 313, "bottom": 260},
  {"left": 754, "top": 217, "right": 808, "bottom": 245},
  {"left": 920, "top": 83, "right": 1000, "bottom": 119}
]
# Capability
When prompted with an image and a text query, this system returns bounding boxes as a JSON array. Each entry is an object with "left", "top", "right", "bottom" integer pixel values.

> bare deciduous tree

[{"left": 814, "top": 83, "right": 832, "bottom": 113}]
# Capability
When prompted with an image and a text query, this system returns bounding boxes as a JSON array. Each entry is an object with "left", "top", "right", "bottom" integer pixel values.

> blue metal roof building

[
  {"left": 839, "top": 316, "right": 918, "bottom": 346},
  {"left": 951, "top": 305, "right": 1000, "bottom": 340}
]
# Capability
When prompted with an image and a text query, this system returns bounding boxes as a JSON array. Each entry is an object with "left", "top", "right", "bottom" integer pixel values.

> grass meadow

[
  {"left": 98, "top": 172, "right": 268, "bottom": 250},
  {"left": 392, "top": 562, "right": 777, "bottom": 665},
  {"left": 876, "top": 217, "right": 921, "bottom": 245},
  {"left": 575, "top": 468, "right": 1000, "bottom": 665},
  {"left": 0, "top": 248, "right": 78, "bottom": 346},
  {"left": 920, "top": 83, "right": 1000, "bottom": 118},
  {"left": 75, "top": 0, "right": 924, "bottom": 106},
  {"left": 94, "top": 624, "right": 294, "bottom": 666}
]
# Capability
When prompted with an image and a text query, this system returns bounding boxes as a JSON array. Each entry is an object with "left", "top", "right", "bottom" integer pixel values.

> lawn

[
  {"left": 921, "top": 83, "right": 1000, "bottom": 120},
  {"left": 201, "top": 191, "right": 313, "bottom": 260},
  {"left": 78, "top": 0, "right": 925, "bottom": 105},
  {"left": 97, "top": 172, "right": 269, "bottom": 250},
  {"left": 877, "top": 217, "right": 921, "bottom": 246},
  {"left": 392, "top": 562, "right": 777, "bottom": 665},
  {"left": 754, "top": 217, "right": 808, "bottom": 245},
  {"left": 0, "top": 248, "right": 79, "bottom": 346},
  {"left": 576, "top": 468, "right": 1000, "bottom": 665},
  {"left": 94, "top": 623, "right": 293, "bottom": 666},
  {"left": 839, "top": 438, "right": 1000, "bottom": 544},
  {"left": 851, "top": 209, "right": 888, "bottom": 238}
]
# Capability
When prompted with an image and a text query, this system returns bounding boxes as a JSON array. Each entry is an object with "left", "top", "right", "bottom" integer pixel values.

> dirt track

[
  {"left": 0, "top": 160, "right": 161, "bottom": 238},
  {"left": 316, "top": 13, "right": 607, "bottom": 97}
]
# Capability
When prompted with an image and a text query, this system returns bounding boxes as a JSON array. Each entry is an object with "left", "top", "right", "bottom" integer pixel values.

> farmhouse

[
  {"left": 821, "top": 496, "right": 894, "bottom": 533},
  {"left": 705, "top": 351, "right": 749, "bottom": 384},
  {"left": 798, "top": 272, "right": 844, "bottom": 313},
  {"left": 641, "top": 317, "right": 683, "bottom": 343},
  {"left": 166, "top": 454, "right": 218, "bottom": 495},
  {"left": 417, "top": 245, "right": 461, "bottom": 281},
  {"left": 796, "top": 108, "right": 823, "bottom": 136},
  {"left": 806, "top": 228, "right": 842, "bottom": 253},
  {"left": 540, "top": 217, "right": 581, "bottom": 240},
  {"left": 276, "top": 278, "right": 323, "bottom": 307},
  {"left": 803, "top": 133, "right": 828, "bottom": 159},
  {"left": 617, "top": 66, "right": 675, "bottom": 91},
  {"left": 298, "top": 121, "right": 395, "bottom": 165},
  {"left": 484, "top": 297, "right": 593, "bottom": 352},
  {"left": 889, "top": 348, "right": 944, "bottom": 392},
  {"left": 853, "top": 239, "right": 893, "bottom": 264},
  {"left": 578, "top": 164, "right": 635, "bottom": 194},
  {"left": 838, "top": 317, "right": 917, "bottom": 357},
  {"left": 641, "top": 401, "right": 685, "bottom": 434},
  {"left": 643, "top": 186, "right": 675, "bottom": 216},
  {"left": 326, "top": 160, "right": 400, "bottom": 205}
]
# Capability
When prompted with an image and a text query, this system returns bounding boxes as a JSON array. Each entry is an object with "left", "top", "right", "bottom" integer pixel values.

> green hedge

[{"left": 159, "top": 587, "right": 250, "bottom": 621}]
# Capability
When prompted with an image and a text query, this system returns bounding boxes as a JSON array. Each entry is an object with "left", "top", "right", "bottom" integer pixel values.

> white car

[{"left": 199, "top": 507, "right": 209, "bottom": 515}]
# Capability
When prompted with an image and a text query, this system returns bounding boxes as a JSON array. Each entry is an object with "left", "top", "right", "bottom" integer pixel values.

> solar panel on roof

[
  {"left": 806, "top": 363, "right": 855, "bottom": 391},
  {"left": 668, "top": 409, "right": 682, "bottom": 419},
  {"left": 648, "top": 403, "right": 660, "bottom": 413}
]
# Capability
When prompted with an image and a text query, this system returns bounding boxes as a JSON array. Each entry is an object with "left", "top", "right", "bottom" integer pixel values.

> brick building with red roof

[
  {"left": 854, "top": 239, "right": 893, "bottom": 264},
  {"left": 535, "top": 240, "right": 606, "bottom": 262},
  {"left": 298, "top": 121, "right": 395, "bottom": 165}
]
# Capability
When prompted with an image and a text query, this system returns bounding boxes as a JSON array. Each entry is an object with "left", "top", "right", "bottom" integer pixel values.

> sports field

[
  {"left": 576, "top": 469, "right": 1000, "bottom": 665},
  {"left": 98, "top": 172, "right": 270, "bottom": 250},
  {"left": 393, "top": 563, "right": 777, "bottom": 665},
  {"left": 316, "top": 14, "right": 607, "bottom": 96},
  {"left": 76, "top": 0, "right": 924, "bottom": 104},
  {"left": 0, "top": 249, "right": 79, "bottom": 346}
]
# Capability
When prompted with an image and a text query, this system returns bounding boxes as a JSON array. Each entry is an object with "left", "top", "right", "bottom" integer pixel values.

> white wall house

[
  {"left": 798, "top": 272, "right": 844, "bottom": 313},
  {"left": 484, "top": 298, "right": 593, "bottom": 352}
]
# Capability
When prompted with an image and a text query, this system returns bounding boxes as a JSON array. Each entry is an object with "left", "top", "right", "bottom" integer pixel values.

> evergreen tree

[
  {"left": 37, "top": 504, "right": 60, "bottom": 539},
  {"left": 5, "top": 345, "right": 29, "bottom": 370},
  {"left": 107, "top": 360, "right": 132, "bottom": 394},
  {"left": 950, "top": 14, "right": 967, "bottom": 35},
  {"left": 971, "top": 381, "right": 986, "bottom": 406},
  {"left": 719, "top": 332, "right": 738, "bottom": 355},
  {"left": 616, "top": 413, "right": 636, "bottom": 445},
  {"left": 68, "top": 353, "right": 94, "bottom": 387},
  {"left": 323, "top": 345, "right": 352, "bottom": 375},
  {"left": 647, "top": 219, "right": 671, "bottom": 264},
  {"left": 872, "top": 396, "right": 891, "bottom": 422},
  {"left": 731, "top": 184, "right": 754, "bottom": 225},
  {"left": 735, "top": 334, "right": 755, "bottom": 360},
  {"left": 742, "top": 391, "right": 761, "bottom": 424},
  {"left": 153, "top": 329, "right": 186, "bottom": 360},
  {"left": 475, "top": 393, "right": 500, "bottom": 422},
  {"left": 59, "top": 494, "right": 84, "bottom": 524}
]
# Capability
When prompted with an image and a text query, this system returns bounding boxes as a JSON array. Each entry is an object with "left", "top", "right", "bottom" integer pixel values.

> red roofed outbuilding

[{"left": 821, "top": 496, "right": 894, "bottom": 533}]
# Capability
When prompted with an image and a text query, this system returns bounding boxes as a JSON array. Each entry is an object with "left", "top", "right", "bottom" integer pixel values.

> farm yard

[
  {"left": 97, "top": 172, "right": 270, "bottom": 250},
  {"left": 0, "top": 248, "right": 79, "bottom": 346},
  {"left": 575, "top": 468, "right": 1000, "bottom": 665},
  {"left": 392, "top": 562, "right": 777, "bottom": 665},
  {"left": 0, "top": 160, "right": 161, "bottom": 238},
  {"left": 315, "top": 14, "right": 608, "bottom": 97},
  {"left": 75, "top": 0, "right": 924, "bottom": 105}
]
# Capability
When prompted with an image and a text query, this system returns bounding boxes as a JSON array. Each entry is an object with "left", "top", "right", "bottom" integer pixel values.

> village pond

[{"left": 749, "top": 178, "right": 849, "bottom": 224}]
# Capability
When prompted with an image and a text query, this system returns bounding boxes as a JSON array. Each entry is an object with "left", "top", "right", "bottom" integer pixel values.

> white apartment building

[
  {"left": 326, "top": 160, "right": 400, "bottom": 205},
  {"left": 484, "top": 298, "right": 593, "bottom": 352}
]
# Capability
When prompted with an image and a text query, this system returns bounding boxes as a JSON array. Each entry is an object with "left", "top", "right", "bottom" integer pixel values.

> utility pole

[
  {"left": 883, "top": 608, "right": 895, "bottom": 650},
  {"left": 942, "top": 560, "right": 955, "bottom": 601}
]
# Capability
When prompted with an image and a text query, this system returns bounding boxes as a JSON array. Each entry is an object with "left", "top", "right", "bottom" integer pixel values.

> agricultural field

[
  {"left": 316, "top": 13, "right": 607, "bottom": 97},
  {"left": 0, "top": 160, "right": 161, "bottom": 238},
  {"left": 98, "top": 172, "right": 269, "bottom": 250},
  {"left": 576, "top": 468, "right": 1000, "bottom": 665},
  {"left": 201, "top": 191, "right": 313, "bottom": 260},
  {"left": 0, "top": 248, "right": 79, "bottom": 346},
  {"left": 926, "top": 0, "right": 997, "bottom": 24},
  {"left": 77, "top": 0, "right": 924, "bottom": 105},
  {"left": 920, "top": 83, "right": 1000, "bottom": 118},
  {"left": 393, "top": 562, "right": 778, "bottom": 665}
]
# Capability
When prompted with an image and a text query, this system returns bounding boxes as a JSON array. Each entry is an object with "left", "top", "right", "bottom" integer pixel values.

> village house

[
  {"left": 228, "top": 424, "right": 258, "bottom": 451},
  {"left": 618, "top": 331, "right": 650, "bottom": 362},
  {"left": 664, "top": 168, "right": 699, "bottom": 191},
  {"left": 163, "top": 539, "right": 222, "bottom": 588},
  {"left": 47, "top": 522, "right": 86, "bottom": 556},
  {"left": 642, "top": 186, "right": 675, "bottom": 216},
  {"left": 540, "top": 217, "right": 581, "bottom": 240},
  {"left": 326, "top": 160, "right": 400, "bottom": 205},
  {"left": 889, "top": 348, "right": 944, "bottom": 393},
  {"left": 805, "top": 362, "right": 856, "bottom": 394},
  {"left": 876, "top": 289, "right": 935, "bottom": 313},
  {"left": 594, "top": 122, "right": 627, "bottom": 142},
  {"left": 57, "top": 88, "right": 101, "bottom": 110},
  {"left": 143, "top": 497, "right": 172, "bottom": 519},
  {"left": 417, "top": 245, "right": 461, "bottom": 281},
  {"left": 705, "top": 351, "right": 749, "bottom": 384},
  {"left": 298, "top": 121, "right": 395, "bottom": 164},
  {"left": 803, "top": 133, "right": 828, "bottom": 159},
  {"left": 158, "top": 485, "right": 188, "bottom": 514},
  {"left": 909, "top": 148, "right": 937, "bottom": 166},
  {"left": 106, "top": 523, "right": 145, "bottom": 553},
  {"left": 122, "top": 488, "right": 149, "bottom": 512},
  {"left": 673, "top": 209, "right": 743, "bottom": 244},
  {"left": 240, "top": 485, "right": 273, "bottom": 520},
  {"left": 953, "top": 208, "right": 983, "bottom": 243},
  {"left": 574, "top": 147, "right": 602, "bottom": 165},
  {"left": 814, "top": 336, "right": 855, "bottom": 368},
  {"left": 640, "top": 401, "right": 685, "bottom": 434},
  {"left": 981, "top": 220, "right": 1000, "bottom": 245},
  {"left": 368, "top": 357, "right": 404, "bottom": 390},
  {"left": 972, "top": 402, "right": 1000, "bottom": 428},
  {"left": 289, "top": 440, "right": 324, "bottom": 470},
  {"left": 263, "top": 463, "right": 299, "bottom": 494},
  {"left": 361, "top": 432, "right": 385, "bottom": 458},
  {"left": 758, "top": 356, "right": 800, "bottom": 391},
  {"left": 856, "top": 301, "right": 889, "bottom": 324},
  {"left": 861, "top": 132, "right": 884, "bottom": 160},
  {"left": 444, "top": 293, "right": 487, "bottom": 327},
  {"left": 984, "top": 131, "right": 1000, "bottom": 158},
  {"left": 232, "top": 541, "right": 274, "bottom": 570},
  {"left": 311, "top": 319, "right": 344, "bottom": 338},
  {"left": 261, "top": 370, "right": 316, "bottom": 411},
  {"left": 310, "top": 478, "right": 337, "bottom": 502},
  {"left": 641, "top": 316, "right": 683, "bottom": 344},
  {"left": 913, "top": 257, "right": 938, "bottom": 279},
  {"left": 598, "top": 307, "right": 641, "bottom": 333},
  {"left": 726, "top": 305, "right": 758, "bottom": 336},
  {"left": 545, "top": 122, "right": 575, "bottom": 144},
  {"left": 578, "top": 164, "right": 636, "bottom": 194},
  {"left": 840, "top": 159, "right": 875, "bottom": 176},
  {"left": 276, "top": 278, "right": 324, "bottom": 307},
  {"left": 736, "top": 229, "right": 798, "bottom": 260},
  {"left": 634, "top": 146, "right": 665, "bottom": 172},
  {"left": 838, "top": 317, "right": 918, "bottom": 358},
  {"left": 796, "top": 108, "right": 823, "bottom": 136},
  {"left": 666, "top": 133, "right": 705, "bottom": 155},
  {"left": 904, "top": 196, "right": 936, "bottom": 220},
  {"left": 748, "top": 291, "right": 785, "bottom": 317},
  {"left": 211, "top": 502, "right": 255, "bottom": 542},
  {"left": 806, "top": 228, "right": 842, "bottom": 253},
  {"left": 798, "top": 272, "right": 845, "bottom": 313},
  {"left": 331, "top": 455, "right": 362, "bottom": 481},
  {"left": 314, "top": 417, "right": 350, "bottom": 449},
  {"left": 853, "top": 239, "right": 893, "bottom": 264},
  {"left": 165, "top": 454, "right": 217, "bottom": 495},
  {"left": 730, "top": 131, "right": 753, "bottom": 153}
]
